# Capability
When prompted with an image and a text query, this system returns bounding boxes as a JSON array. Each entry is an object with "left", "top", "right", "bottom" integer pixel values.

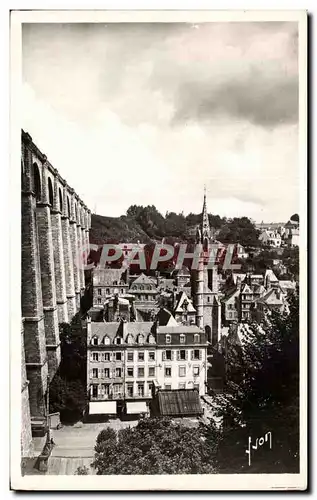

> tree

[
  {"left": 290, "top": 213, "right": 299, "bottom": 223},
  {"left": 49, "top": 313, "right": 87, "bottom": 422},
  {"left": 217, "top": 217, "right": 260, "bottom": 247},
  {"left": 92, "top": 418, "right": 219, "bottom": 475},
  {"left": 75, "top": 465, "right": 89, "bottom": 475},
  {"left": 214, "top": 291, "right": 299, "bottom": 473}
]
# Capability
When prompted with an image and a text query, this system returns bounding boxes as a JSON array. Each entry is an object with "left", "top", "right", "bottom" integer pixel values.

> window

[
  {"left": 164, "top": 350, "right": 172, "bottom": 361},
  {"left": 92, "top": 337, "right": 98, "bottom": 346},
  {"left": 165, "top": 384, "right": 171, "bottom": 390},
  {"left": 148, "top": 335, "right": 155, "bottom": 344},
  {"left": 104, "top": 368, "right": 110, "bottom": 378},
  {"left": 166, "top": 334, "right": 171, "bottom": 344},
  {"left": 194, "top": 334, "right": 200, "bottom": 343},
  {"left": 179, "top": 366, "right": 186, "bottom": 377},
  {"left": 138, "top": 352, "right": 145, "bottom": 361},
  {"left": 102, "top": 384, "right": 110, "bottom": 396},
  {"left": 194, "top": 384, "right": 200, "bottom": 392},
  {"left": 165, "top": 367, "right": 172, "bottom": 377},
  {"left": 193, "top": 349, "right": 200, "bottom": 360},
  {"left": 207, "top": 296, "right": 210, "bottom": 303},
  {"left": 179, "top": 383, "right": 186, "bottom": 389},
  {"left": 98, "top": 288, "right": 101, "bottom": 295},
  {"left": 180, "top": 334, "right": 185, "bottom": 344},
  {"left": 137, "top": 383, "right": 144, "bottom": 397},
  {"left": 106, "top": 288, "right": 110, "bottom": 294},
  {"left": 113, "top": 384, "right": 123, "bottom": 397},
  {"left": 138, "top": 367, "right": 145, "bottom": 378},
  {"left": 92, "top": 353, "right": 99, "bottom": 362},
  {"left": 193, "top": 366, "right": 200, "bottom": 376},
  {"left": 104, "top": 352, "right": 110, "bottom": 362},
  {"left": 179, "top": 350, "right": 186, "bottom": 360},
  {"left": 228, "top": 312, "right": 232, "bottom": 319},
  {"left": 127, "top": 384, "right": 134, "bottom": 397},
  {"left": 148, "top": 366, "right": 155, "bottom": 377},
  {"left": 149, "top": 351, "right": 155, "bottom": 361},
  {"left": 92, "top": 385, "right": 98, "bottom": 398},
  {"left": 127, "top": 335, "right": 133, "bottom": 344},
  {"left": 92, "top": 368, "right": 98, "bottom": 378},
  {"left": 148, "top": 381, "right": 153, "bottom": 393},
  {"left": 116, "top": 352, "right": 122, "bottom": 361},
  {"left": 138, "top": 334, "right": 144, "bottom": 344},
  {"left": 97, "top": 298, "right": 101, "bottom": 305},
  {"left": 116, "top": 338, "right": 122, "bottom": 345},
  {"left": 121, "top": 288, "right": 124, "bottom": 294},
  {"left": 103, "top": 336, "right": 110, "bottom": 345},
  {"left": 127, "top": 352, "right": 134, "bottom": 362},
  {"left": 127, "top": 367, "right": 134, "bottom": 377},
  {"left": 115, "top": 368, "right": 122, "bottom": 378}
]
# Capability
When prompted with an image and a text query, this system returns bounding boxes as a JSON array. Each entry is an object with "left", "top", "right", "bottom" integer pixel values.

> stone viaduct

[{"left": 21, "top": 130, "right": 91, "bottom": 457}]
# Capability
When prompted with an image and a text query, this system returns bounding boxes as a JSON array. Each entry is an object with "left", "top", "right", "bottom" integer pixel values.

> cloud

[{"left": 21, "top": 22, "right": 300, "bottom": 222}]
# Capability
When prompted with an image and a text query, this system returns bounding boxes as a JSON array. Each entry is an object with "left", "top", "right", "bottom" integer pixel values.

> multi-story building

[
  {"left": 128, "top": 273, "right": 159, "bottom": 321},
  {"left": 92, "top": 267, "right": 129, "bottom": 307},
  {"left": 86, "top": 317, "right": 207, "bottom": 418}
]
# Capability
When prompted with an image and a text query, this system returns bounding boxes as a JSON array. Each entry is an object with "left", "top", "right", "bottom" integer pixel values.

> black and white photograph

[{"left": 11, "top": 9, "right": 307, "bottom": 491}]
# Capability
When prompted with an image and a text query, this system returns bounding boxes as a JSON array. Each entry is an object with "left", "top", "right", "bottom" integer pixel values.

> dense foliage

[
  {"left": 90, "top": 206, "right": 260, "bottom": 248},
  {"left": 214, "top": 291, "right": 299, "bottom": 473},
  {"left": 92, "top": 418, "right": 219, "bottom": 475},
  {"left": 49, "top": 314, "right": 87, "bottom": 422}
]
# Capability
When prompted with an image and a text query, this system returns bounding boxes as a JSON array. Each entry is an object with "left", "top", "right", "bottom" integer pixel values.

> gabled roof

[
  {"left": 157, "top": 308, "right": 178, "bottom": 327},
  {"left": 90, "top": 321, "right": 154, "bottom": 342},
  {"left": 232, "top": 273, "right": 246, "bottom": 285},
  {"left": 257, "top": 288, "right": 284, "bottom": 306},
  {"left": 222, "top": 287, "right": 240, "bottom": 303},
  {"left": 131, "top": 273, "right": 157, "bottom": 286},
  {"left": 173, "top": 265, "right": 190, "bottom": 277},
  {"left": 264, "top": 269, "right": 279, "bottom": 283},
  {"left": 156, "top": 390, "right": 203, "bottom": 417},
  {"left": 241, "top": 283, "right": 252, "bottom": 294},
  {"left": 279, "top": 280, "right": 296, "bottom": 290},
  {"left": 174, "top": 291, "right": 196, "bottom": 313}
]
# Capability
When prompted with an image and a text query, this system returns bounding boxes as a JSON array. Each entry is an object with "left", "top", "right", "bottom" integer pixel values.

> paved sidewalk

[{"left": 47, "top": 419, "right": 138, "bottom": 475}]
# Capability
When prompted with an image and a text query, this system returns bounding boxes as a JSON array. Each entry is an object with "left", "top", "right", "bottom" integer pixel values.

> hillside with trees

[{"left": 90, "top": 205, "right": 260, "bottom": 247}]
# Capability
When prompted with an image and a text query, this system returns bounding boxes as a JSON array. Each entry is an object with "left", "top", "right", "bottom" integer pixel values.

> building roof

[
  {"left": 264, "top": 269, "right": 279, "bottom": 283},
  {"left": 156, "top": 390, "right": 203, "bottom": 417},
  {"left": 172, "top": 265, "right": 190, "bottom": 277},
  {"left": 279, "top": 280, "right": 296, "bottom": 290},
  {"left": 131, "top": 273, "right": 157, "bottom": 286},
  {"left": 90, "top": 321, "right": 154, "bottom": 342},
  {"left": 222, "top": 287, "right": 240, "bottom": 303},
  {"left": 174, "top": 291, "right": 196, "bottom": 313},
  {"left": 257, "top": 288, "right": 284, "bottom": 306},
  {"left": 93, "top": 268, "right": 127, "bottom": 286}
]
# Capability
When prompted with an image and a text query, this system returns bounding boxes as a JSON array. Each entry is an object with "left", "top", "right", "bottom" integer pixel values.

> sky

[{"left": 22, "top": 22, "right": 299, "bottom": 222}]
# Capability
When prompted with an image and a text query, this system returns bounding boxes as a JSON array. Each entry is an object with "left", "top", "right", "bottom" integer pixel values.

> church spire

[{"left": 201, "top": 185, "right": 211, "bottom": 243}]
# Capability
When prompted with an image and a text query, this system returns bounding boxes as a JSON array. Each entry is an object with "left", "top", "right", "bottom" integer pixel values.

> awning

[
  {"left": 126, "top": 401, "right": 148, "bottom": 414},
  {"left": 89, "top": 401, "right": 117, "bottom": 415}
]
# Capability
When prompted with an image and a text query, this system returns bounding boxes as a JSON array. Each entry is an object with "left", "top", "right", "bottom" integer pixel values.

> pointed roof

[
  {"left": 201, "top": 187, "right": 211, "bottom": 242},
  {"left": 257, "top": 288, "right": 284, "bottom": 306},
  {"left": 174, "top": 291, "right": 196, "bottom": 313},
  {"left": 132, "top": 273, "right": 157, "bottom": 286},
  {"left": 241, "top": 283, "right": 252, "bottom": 294},
  {"left": 264, "top": 269, "right": 279, "bottom": 283}
]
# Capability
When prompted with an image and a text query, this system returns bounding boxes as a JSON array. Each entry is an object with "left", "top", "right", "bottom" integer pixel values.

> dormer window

[
  {"left": 194, "top": 334, "right": 200, "bottom": 343},
  {"left": 127, "top": 334, "right": 133, "bottom": 344},
  {"left": 180, "top": 334, "right": 185, "bottom": 344},
  {"left": 92, "top": 337, "right": 98, "bottom": 346},
  {"left": 148, "top": 334, "right": 155, "bottom": 344},
  {"left": 115, "top": 337, "right": 123, "bottom": 345},
  {"left": 138, "top": 334, "right": 145, "bottom": 344},
  {"left": 166, "top": 334, "right": 171, "bottom": 344}
]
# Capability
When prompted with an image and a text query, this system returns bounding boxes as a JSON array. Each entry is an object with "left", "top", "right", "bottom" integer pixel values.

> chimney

[{"left": 86, "top": 315, "right": 92, "bottom": 341}]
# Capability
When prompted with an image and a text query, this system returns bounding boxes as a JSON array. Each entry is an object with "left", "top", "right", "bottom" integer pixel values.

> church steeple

[{"left": 201, "top": 185, "right": 211, "bottom": 243}]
